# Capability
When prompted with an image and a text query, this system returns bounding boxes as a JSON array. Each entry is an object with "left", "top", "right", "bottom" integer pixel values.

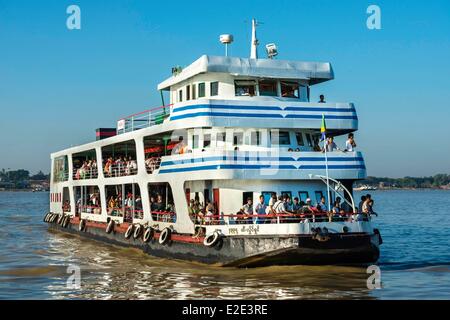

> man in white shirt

[
  {"left": 254, "top": 195, "right": 267, "bottom": 224},
  {"left": 345, "top": 133, "right": 357, "bottom": 152}
]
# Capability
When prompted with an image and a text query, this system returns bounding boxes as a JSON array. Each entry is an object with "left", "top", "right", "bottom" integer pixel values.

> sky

[{"left": 0, "top": 0, "right": 449, "bottom": 178}]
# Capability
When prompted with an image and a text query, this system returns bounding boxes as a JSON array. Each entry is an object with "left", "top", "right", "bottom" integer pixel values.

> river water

[{"left": 0, "top": 190, "right": 449, "bottom": 300}]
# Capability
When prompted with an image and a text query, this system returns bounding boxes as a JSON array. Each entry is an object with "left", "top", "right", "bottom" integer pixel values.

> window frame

[
  {"left": 258, "top": 79, "right": 278, "bottom": 97},
  {"left": 198, "top": 83, "right": 206, "bottom": 98},
  {"left": 210, "top": 81, "right": 219, "bottom": 96}
]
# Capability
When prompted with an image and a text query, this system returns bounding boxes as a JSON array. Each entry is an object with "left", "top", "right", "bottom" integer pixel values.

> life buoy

[
  {"left": 50, "top": 214, "right": 58, "bottom": 223},
  {"left": 106, "top": 220, "right": 115, "bottom": 234},
  {"left": 203, "top": 231, "right": 221, "bottom": 247},
  {"left": 158, "top": 228, "right": 171, "bottom": 245},
  {"left": 43, "top": 213, "right": 51, "bottom": 222},
  {"left": 125, "top": 225, "right": 134, "bottom": 239},
  {"left": 143, "top": 227, "right": 154, "bottom": 243},
  {"left": 79, "top": 219, "right": 86, "bottom": 232},
  {"left": 62, "top": 215, "right": 70, "bottom": 228},
  {"left": 133, "top": 224, "right": 143, "bottom": 239}
]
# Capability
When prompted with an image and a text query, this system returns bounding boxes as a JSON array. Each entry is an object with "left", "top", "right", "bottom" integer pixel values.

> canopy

[{"left": 157, "top": 55, "right": 334, "bottom": 90}]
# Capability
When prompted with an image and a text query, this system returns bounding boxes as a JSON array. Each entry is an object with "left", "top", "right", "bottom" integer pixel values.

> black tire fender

[{"left": 159, "top": 228, "right": 171, "bottom": 245}]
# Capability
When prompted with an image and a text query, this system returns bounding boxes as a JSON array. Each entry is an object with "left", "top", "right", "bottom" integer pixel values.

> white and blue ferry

[{"left": 45, "top": 20, "right": 381, "bottom": 267}]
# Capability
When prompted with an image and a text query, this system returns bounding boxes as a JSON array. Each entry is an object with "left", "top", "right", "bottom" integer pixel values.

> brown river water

[{"left": 1, "top": 191, "right": 450, "bottom": 299}]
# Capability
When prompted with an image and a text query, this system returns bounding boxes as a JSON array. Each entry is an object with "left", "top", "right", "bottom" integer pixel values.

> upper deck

[{"left": 117, "top": 55, "right": 356, "bottom": 135}]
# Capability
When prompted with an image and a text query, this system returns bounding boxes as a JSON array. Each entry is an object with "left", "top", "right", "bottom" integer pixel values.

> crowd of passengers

[
  {"left": 103, "top": 156, "right": 138, "bottom": 177},
  {"left": 75, "top": 193, "right": 101, "bottom": 215},
  {"left": 74, "top": 159, "right": 98, "bottom": 180},
  {"left": 149, "top": 194, "right": 176, "bottom": 222},
  {"left": 287, "top": 133, "right": 357, "bottom": 153},
  {"left": 107, "top": 192, "right": 143, "bottom": 221},
  {"left": 189, "top": 192, "right": 377, "bottom": 234}
]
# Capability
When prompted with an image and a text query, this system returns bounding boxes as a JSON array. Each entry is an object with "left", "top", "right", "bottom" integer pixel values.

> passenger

[
  {"left": 332, "top": 197, "right": 342, "bottom": 214},
  {"left": 322, "top": 136, "right": 340, "bottom": 153},
  {"left": 292, "top": 197, "right": 302, "bottom": 213},
  {"left": 345, "top": 133, "right": 357, "bottom": 152},
  {"left": 188, "top": 199, "right": 196, "bottom": 223},
  {"left": 317, "top": 196, "right": 328, "bottom": 212},
  {"left": 153, "top": 194, "right": 165, "bottom": 211},
  {"left": 318, "top": 94, "right": 326, "bottom": 103},
  {"left": 295, "top": 148, "right": 301, "bottom": 152},
  {"left": 358, "top": 195, "right": 366, "bottom": 213},
  {"left": 104, "top": 157, "right": 113, "bottom": 177},
  {"left": 205, "top": 201, "right": 215, "bottom": 225},
  {"left": 239, "top": 197, "right": 254, "bottom": 224},
  {"left": 254, "top": 195, "right": 267, "bottom": 224}
]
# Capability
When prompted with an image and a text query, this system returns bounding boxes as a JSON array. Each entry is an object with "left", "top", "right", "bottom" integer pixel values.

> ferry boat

[{"left": 44, "top": 20, "right": 382, "bottom": 267}]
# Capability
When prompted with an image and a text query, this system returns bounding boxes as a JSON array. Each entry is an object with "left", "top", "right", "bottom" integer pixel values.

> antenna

[
  {"left": 219, "top": 34, "right": 234, "bottom": 57},
  {"left": 265, "top": 43, "right": 278, "bottom": 59},
  {"left": 250, "top": 18, "right": 259, "bottom": 59}
]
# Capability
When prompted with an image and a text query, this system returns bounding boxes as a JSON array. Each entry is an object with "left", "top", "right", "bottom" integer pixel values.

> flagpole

[{"left": 322, "top": 114, "right": 331, "bottom": 212}]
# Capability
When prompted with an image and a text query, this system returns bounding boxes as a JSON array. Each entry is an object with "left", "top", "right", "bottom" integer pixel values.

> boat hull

[{"left": 47, "top": 217, "right": 380, "bottom": 268}]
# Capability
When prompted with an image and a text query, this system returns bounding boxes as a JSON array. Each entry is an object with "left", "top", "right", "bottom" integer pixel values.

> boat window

[
  {"left": 295, "top": 132, "right": 305, "bottom": 146},
  {"left": 192, "top": 84, "right": 196, "bottom": 100},
  {"left": 281, "top": 191, "right": 292, "bottom": 200},
  {"left": 192, "top": 135, "right": 200, "bottom": 149},
  {"left": 203, "top": 133, "right": 211, "bottom": 148},
  {"left": 281, "top": 81, "right": 300, "bottom": 98},
  {"left": 258, "top": 80, "right": 278, "bottom": 96},
  {"left": 74, "top": 186, "right": 102, "bottom": 215},
  {"left": 105, "top": 184, "right": 142, "bottom": 221},
  {"left": 186, "top": 85, "right": 191, "bottom": 100},
  {"left": 250, "top": 131, "right": 261, "bottom": 145},
  {"left": 210, "top": 82, "right": 219, "bottom": 96},
  {"left": 262, "top": 192, "right": 276, "bottom": 205},
  {"left": 53, "top": 156, "right": 68, "bottom": 182},
  {"left": 298, "top": 191, "right": 309, "bottom": 202},
  {"left": 102, "top": 140, "right": 138, "bottom": 178},
  {"left": 72, "top": 149, "right": 98, "bottom": 180},
  {"left": 216, "top": 132, "right": 226, "bottom": 147},
  {"left": 271, "top": 131, "right": 291, "bottom": 145},
  {"left": 242, "top": 192, "right": 253, "bottom": 205},
  {"left": 315, "top": 191, "right": 324, "bottom": 204},
  {"left": 149, "top": 182, "right": 176, "bottom": 223},
  {"left": 178, "top": 89, "right": 183, "bottom": 102},
  {"left": 235, "top": 80, "right": 256, "bottom": 96},
  {"left": 62, "top": 187, "right": 71, "bottom": 213},
  {"left": 305, "top": 133, "right": 314, "bottom": 148},
  {"left": 198, "top": 83, "right": 206, "bottom": 98},
  {"left": 233, "top": 132, "right": 244, "bottom": 146}
]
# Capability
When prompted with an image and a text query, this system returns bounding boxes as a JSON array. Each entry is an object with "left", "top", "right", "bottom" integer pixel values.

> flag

[{"left": 320, "top": 114, "right": 327, "bottom": 141}]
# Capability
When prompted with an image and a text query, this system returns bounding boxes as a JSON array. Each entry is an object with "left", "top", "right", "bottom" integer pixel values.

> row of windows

[
  {"left": 191, "top": 130, "right": 319, "bottom": 149},
  {"left": 178, "top": 82, "right": 218, "bottom": 102},
  {"left": 177, "top": 80, "right": 308, "bottom": 102}
]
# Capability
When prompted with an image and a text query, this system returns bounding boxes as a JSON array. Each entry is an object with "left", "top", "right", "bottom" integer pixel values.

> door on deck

[{"left": 213, "top": 188, "right": 220, "bottom": 214}]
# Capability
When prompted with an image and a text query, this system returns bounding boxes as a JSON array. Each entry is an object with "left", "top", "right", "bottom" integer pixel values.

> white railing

[
  {"left": 73, "top": 168, "right": 99, "bottom": 180},
  {"left": 103, "top": 164, "right": 138, "bottom": 178},
  {"left": 117, "top": 105, "right": 172, "bottom": 134}
]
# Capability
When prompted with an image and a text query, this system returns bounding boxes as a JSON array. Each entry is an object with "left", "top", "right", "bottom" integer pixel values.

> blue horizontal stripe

[
  {"left": 171, "top": 112, "right": 284, "bottom": 121},
  {"left": 160, "top": 156, "right": 364, "bottom": 167},
  {"left": 170, "top": 112, "right": 357, "bottom": 121},
  {"left": 159, "top": 164, "right": 366, "bottom": 174},
  {"left": 172, "top": 104, "right": 356, "bottom": 114}
]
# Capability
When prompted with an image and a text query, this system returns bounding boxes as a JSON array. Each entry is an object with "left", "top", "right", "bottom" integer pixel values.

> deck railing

[
  {"left": 191, "top": 212, "right": 370, "bottom": 226},
  {"left": 117, "top": 104, "right": 172, "bottom": 134}
]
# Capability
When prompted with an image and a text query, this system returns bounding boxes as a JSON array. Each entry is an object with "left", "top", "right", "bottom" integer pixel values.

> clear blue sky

[{"left": 0, "top": 0, "right": 449, "bottom": 178}]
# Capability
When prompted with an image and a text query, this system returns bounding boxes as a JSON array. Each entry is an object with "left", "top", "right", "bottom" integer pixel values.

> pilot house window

[
  {"left": 281, "top": 81, "right": 300, "bottom": 98},
  {"left": 210, "top": 82, "right": 219, "bottom": 96},
  {"left": 258, "top": 80, "right": 278, "bottom": 96},
  {"left": 235, "top": 80, "right": 256, "bottom": 96},
  {"left": 198, "top": 83, "right": 206, "bottom": 98}
]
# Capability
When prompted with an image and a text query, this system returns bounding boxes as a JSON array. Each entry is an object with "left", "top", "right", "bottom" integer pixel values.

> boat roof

[{"left": 157, "top": 55, "right": 334, "bottom": 90}]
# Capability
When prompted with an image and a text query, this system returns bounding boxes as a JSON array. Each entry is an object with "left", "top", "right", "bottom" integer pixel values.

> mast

[{"left": 250, "top": 18, "right": 259, "bottom": 59}]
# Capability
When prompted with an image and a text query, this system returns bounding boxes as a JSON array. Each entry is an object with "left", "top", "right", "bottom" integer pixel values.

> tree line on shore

[
  {"left": 0, "top": 169, "right": 49, "bottom": 189},
  {"left": 360, "top": 174, "right": 450, "bottom": 189}
]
